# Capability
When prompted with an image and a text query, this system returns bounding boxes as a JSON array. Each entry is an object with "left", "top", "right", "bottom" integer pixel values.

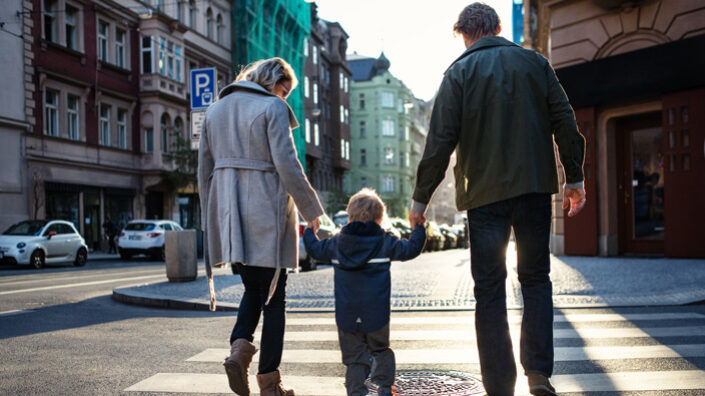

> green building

[
  {"left": 232, "top": 0, "right": 311, "bottom": 165},
  {"left": 346, "top": 53, "right": 415, "bottom": 218}
]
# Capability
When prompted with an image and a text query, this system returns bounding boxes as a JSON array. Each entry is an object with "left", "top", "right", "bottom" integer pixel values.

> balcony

[{"left": 140, "top": 74, "right": 186, "bottom": 101}]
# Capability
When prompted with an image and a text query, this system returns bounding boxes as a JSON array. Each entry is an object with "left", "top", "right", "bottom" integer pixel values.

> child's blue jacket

[{"left": 303, "top": 221, "right": 426, "bottom": 333}]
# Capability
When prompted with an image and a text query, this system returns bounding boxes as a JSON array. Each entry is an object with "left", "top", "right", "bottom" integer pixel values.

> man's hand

[
  {"left": 307, "top": 217, "right": 321, "bottom": 233},
  {"left": 409, "top": 209, "right": 426, "bottom": 228},
  {"left": 563, "top": 186, "right": 587, "bottom": 217}
]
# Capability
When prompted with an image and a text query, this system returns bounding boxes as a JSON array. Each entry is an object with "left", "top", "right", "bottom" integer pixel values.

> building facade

[
  {"left": 530, "top": 0, "right": 705, "bottom": 258},
  {"left": 347, "top": 53, "right": 415, "bottom": 218},
  {"left": 302, "top": 4, "right": 351, "bottom": 213},
  {"left": 17, "top": 0, "right": 231, "bottom": 250}
]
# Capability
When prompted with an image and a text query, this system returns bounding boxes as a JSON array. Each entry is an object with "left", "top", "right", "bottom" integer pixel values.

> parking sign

[{"left": 190, "top": 67, "right": 217, "bottom": 110}]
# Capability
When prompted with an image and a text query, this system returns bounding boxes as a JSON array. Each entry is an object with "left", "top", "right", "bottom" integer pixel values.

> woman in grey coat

[{"left": 198, "top": 58, "right": 324, "bottom": 396}]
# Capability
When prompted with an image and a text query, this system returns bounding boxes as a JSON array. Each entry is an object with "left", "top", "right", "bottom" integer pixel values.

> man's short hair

[
  {"left": 453, "top": 2, "right": 501, "bottom": 41},
  {"left": 347, "top": 188, "right": 386, "bottom": 223}
]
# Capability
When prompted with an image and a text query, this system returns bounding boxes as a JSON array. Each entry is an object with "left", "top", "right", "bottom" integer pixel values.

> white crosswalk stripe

[{"left": 126, "top": 311, "right": 705, "bottom": 395}]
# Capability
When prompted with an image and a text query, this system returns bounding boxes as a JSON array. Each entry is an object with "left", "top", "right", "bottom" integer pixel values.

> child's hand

[{"left": 307, "top": 217, "right": 321, "bottom": 233}]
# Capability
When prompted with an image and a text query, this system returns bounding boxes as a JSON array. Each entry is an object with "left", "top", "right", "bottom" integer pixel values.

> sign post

[{"left": 189, "top": 67, "right": 217, "bottom": 149}]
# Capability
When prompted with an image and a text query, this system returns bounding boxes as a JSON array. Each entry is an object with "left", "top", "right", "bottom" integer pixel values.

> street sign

[
  {"left": 190, "top": 110, "right": 206, "bottom": 150},
  {"left": 190, "top": 67, "right": 217, "bottom": 110}
]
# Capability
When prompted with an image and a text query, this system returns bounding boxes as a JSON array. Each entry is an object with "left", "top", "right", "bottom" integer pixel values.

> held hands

[
  {"left": 408, "top": 209, "right": 426, "bottom": 228},
  {"left": 563, "top": 186, "right": 587, "bottom": 217},
  {"left": 307, "top": 217, "right": 321, "bottom": 233}
]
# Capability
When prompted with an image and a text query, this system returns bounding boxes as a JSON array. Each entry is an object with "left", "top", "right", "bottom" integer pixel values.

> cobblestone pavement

[{"left": 113, "top": 245, "right": 705, "bottom": 311}]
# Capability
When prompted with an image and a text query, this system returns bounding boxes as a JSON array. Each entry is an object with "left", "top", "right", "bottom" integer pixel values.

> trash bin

[{"left": 165, "top": 229, "right": 197, "bottom": 282}]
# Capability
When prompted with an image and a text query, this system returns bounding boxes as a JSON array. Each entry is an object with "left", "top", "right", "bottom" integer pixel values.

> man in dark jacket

[
  {"left": 409, "top": 3, "right": 586, "bottom": 396},
  {"left": 304, "top": 188, "right": 426, "bottom": 396}
]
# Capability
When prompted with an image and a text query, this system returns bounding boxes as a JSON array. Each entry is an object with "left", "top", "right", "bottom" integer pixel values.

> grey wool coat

[{"left": 198, "top": 81, "right": 324, "bottom": 273}]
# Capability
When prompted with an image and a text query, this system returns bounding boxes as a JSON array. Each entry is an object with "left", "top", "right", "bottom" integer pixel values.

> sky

[{"left": 312, "top": 0, "right": 515, "bottom": 101}]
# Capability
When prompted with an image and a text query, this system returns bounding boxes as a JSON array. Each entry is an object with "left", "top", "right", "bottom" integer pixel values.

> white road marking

[
  {"left": 124, "top": 373, "right": 346, "bottom": 394},
  {"left": 0, "top": 274, "right": 167, "bottom": 295},
  {"left": 187, "top": 344, "right": 705, "bottom": 364},
  {"left": 281, "top": 312, "right": 705, "bottom": 326},
  {"left": 0, "top": 268, "right": 165, "bottom": 287},
  {"left": 125, "top": 370, "right": 705, "bottom": 394},
  {"left": 273, "top": 326, "right": 705, "bottom": 342},
  {"left": 0, "top": 309, "right": 36, "bottom": 317}
]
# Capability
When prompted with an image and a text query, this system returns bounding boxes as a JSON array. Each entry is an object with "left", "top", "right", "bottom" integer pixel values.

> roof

[{"left": 347, "top": 56, "right": 376, "bottom": 81}]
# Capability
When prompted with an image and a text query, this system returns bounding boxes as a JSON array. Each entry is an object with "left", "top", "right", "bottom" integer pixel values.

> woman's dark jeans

[
  {"left": 230, "top": 263, "right": 287, "bottom": 374},
  {"left": 468, "top": 193, "right": 554, "bottom": 396}
]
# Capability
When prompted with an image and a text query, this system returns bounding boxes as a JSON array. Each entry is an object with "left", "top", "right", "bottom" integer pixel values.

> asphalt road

[{"left": 1, "top": 255, "right": 704, "bottom": 395}]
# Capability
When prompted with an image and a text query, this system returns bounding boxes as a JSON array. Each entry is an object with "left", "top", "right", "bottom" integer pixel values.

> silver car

[{"left": 0, "top": 220, "right": 88, "bottom": 269}]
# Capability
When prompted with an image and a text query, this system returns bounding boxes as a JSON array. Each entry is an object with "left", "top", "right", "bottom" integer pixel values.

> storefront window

[
  {"left": 46, "top": 191, "right": 79, "bottom": 229},
  {"left": 105, "top": 194, "right": 134, "bottom": 232}
]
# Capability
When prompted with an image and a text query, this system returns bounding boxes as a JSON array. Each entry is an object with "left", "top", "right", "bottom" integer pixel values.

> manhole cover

[{"left": 365, "top": 370, "right": 485, "bottom": 395}]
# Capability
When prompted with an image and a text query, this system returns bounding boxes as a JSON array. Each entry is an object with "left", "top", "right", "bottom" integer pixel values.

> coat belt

[{"left": 213, "top": 158, "right": 276, "bottom": 172}]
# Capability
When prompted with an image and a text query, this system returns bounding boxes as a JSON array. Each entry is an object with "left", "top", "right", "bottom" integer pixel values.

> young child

[{"left": 303, "top": 188, "right": 426, "bottom": 396}]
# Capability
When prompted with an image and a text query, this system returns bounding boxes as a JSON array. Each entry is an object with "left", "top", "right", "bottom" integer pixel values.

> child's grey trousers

[{"left": 337, "top": 324, "right": 395, "bottom": 396}]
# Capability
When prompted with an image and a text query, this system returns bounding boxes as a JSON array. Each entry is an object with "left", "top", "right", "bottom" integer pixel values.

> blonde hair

[
  {"left": 235, "top": 57, "right": 298, "bottom": 93},
  {"left": 347, "top": 188, "right": 386, "bottom": 223}
]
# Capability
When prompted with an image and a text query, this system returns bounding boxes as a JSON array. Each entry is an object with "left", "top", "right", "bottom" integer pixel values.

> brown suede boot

[
  {"left": 223, "top": 338, "right": 257, "bottom": 395},
  {"left": 256, "top": 370, "right": 295, "bottom": 396}
]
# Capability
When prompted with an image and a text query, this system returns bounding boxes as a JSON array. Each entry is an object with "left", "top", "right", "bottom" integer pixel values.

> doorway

[
  {"left": 616, "top": 112, "right": 664, "bottom": 255},
  {"left": 83, "top": 192, "right": 101, "bottom": 252}
]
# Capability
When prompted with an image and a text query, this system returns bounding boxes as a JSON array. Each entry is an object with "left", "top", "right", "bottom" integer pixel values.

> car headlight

[{"left": 17, "top": 242, "right": 26, "bottom": 249}]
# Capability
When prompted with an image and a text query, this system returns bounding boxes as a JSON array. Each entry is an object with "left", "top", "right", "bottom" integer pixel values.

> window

[
  {"left": 384, "top": 147, "right": 394, "bottom": 164},
  {"left": 188, "top": 0, "right": 195, "bottom": 28},
  {"left": 144, "top": 128, "right": 154, "bottom": 153},
  {"left": 360, "top": 121, "right": 366, "bottom": 138},
  {"left": 174, "top": 117, "right": 183, "bottom": 140},
  {"left": 303, "top": 37, "right": 308, "bottom": 56},
  {"left": 45, "top": 89, "right": 58, "bottom": 137},
  {"left": 216, "top": 14, "right": 223, "bottom": 44},
  {"left": 314, "top": 123, "right": 320, "bottom": 146},
  {"left": 304, "top": 76, "right": 309, "bottom": 98},
  {"left": 305, "top": 119, "right": 311, "bottom": 143},
  {"left": 117, "top": 109, "right": 127, "bottom": 149},
  {"left": 341, "top": 139, "right": 345, "bottom": 159},
  {"left": 98, "top": 20, "right": 109, "bottom": 62},
  {"left": 405, "top": 126, "right": 409, "bottom": 141},
  {"left": 65, "top": 5, "right": 77, "bottom": 50},
  {"left": 340, "top": 105, "right": 345, "bottom": 123},
  {"left": 383, "top": 176, "right": 394, "bottom": 192},
  {"left": 405, "top": 152, "right": 410, "bottom": 167},
  {"left": 99, "top": 104, "right": 110, "bottom": 146},
  {"left": 161, "top": 114, "right": 170, "bottom": 153},
  {"left": 116, "top": 29, "right": 126, "bottom": 68},
  {"left": 345, "top": 141, "right": 350, "bottom": 160},
  {"left": 154, "top": 0, "right": 162, "bottom": 12},
  {"left": 382, "top": 120, "right": 395, "bottom": 136},
  {"left": 339, "top": 72, "right": 344, "bottom": 88},
  {"left": 312, "top": 46, "right": 318, "bottom": 64},
  {"left": 166, "top": 41, "right": 174, "bottom": 79},
  {"left": 361, "top": 177, "right": 367, "bottom": 188},
  {"left": 177, "top": 0, "right": 185, "bottom": 23},
  {"left": 43, "top": 0, "right": 56, "bottom": 42},
  {"left": 345, "top": 108, "right": 349, "bottom": 124},
  {"left": 174, "top": 45, "right": 182, "bottom": 82},
  {"left": 67, "top": 95, "right": 79, "bottom": 140},
  {"left": 344, "top": 76, "right": 349, "bottom": 93},
  {"left": 381, "top": 92, "right": 394, "bottom": 108},
  {"left": 141, "top": 36, "right": 153, "bottom": 73},
  {"left": 206, "top": 8, "right": 213, "bottom": 40},
  {"left": 359, "top": 94, "right": 365, "bottom": 110},
  {"left": 397, "top": 98, "right": 403, "bottom": 113},
  {"left": 156, "top": 38, "right": 182, "bottom": 81},
  {"left": 361, "top": 149, "right": 366, "bottom": 166},
  {"left": 313, "top": 83, "right": 318, "bottom": 104}
]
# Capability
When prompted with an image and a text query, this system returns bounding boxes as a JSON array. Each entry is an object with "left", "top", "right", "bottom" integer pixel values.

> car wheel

[
  {"left": 153, "top": 247, "right": 165, "bottom": 261},
  {"left": 74, "top": 248, "right": 87, "bottom": 267},
  {"left": 30, "top": 250, "right": 45, "bottom": 269}
]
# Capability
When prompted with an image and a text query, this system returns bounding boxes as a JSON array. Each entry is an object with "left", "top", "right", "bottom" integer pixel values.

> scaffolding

[{"left": 233, "top": 0, "right": 311, "bottom": 167}]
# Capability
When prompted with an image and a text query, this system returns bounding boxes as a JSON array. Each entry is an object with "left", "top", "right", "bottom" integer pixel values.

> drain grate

[{"left": 365, "top": 370, "right": 485, "bottom": 395}]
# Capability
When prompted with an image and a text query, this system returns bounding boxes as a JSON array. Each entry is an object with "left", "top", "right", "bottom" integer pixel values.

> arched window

[
  {"left": 206, "top": 8, "right": 213, "bottom": 40},
  {"left": 188, "top": 0, "right": 195, "bottom": 28},
  {"left": 174, "top": 117, "right": 184, "bottom": 141},
  {"left": 160, "top": 113, "right": 171, "bottom": 153},
  {"left": 216, "top": 14, "right": 223, "bottom": 44}
]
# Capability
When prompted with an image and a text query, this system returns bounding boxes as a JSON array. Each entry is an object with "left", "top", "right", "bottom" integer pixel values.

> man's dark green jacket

[{"left": 413, "top": 36, "right": 585, "bottom": 212}]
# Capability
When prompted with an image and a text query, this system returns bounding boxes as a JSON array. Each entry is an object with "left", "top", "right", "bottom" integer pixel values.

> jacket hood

[
  {"left": 445, "top": 36, "right": 519, "bottom": 74},
  {"left": 335, "top": 221, "right": 385, "bottom": 270},
  {"left": 217, "top": 81, "right": 299, "bottom": 129}
]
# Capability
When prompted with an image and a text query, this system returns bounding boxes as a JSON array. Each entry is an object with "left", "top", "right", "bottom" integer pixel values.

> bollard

[{"left": 165, "top": 229, "right": 197, "bottom": 282}]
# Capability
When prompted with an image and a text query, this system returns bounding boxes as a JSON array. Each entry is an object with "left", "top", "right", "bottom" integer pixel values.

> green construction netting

[{"left": 233, "top": 0, "right": 311, "bottom": 168}]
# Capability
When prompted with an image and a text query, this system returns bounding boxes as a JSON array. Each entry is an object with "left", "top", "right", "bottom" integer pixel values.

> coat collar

[
  {"left": 218, "top": 80, "right": 299, "bottom": 129},
  {"left": 444, "top": 36, "right": 519, "bottom": 74}
]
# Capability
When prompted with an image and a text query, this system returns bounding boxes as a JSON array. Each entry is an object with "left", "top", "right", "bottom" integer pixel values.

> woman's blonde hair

[
  {"left": 347, "top": 188, "right": 386, "bottom": 223},
  {"left": 235, "top": 57, "right": 298, "bottom": 93}
]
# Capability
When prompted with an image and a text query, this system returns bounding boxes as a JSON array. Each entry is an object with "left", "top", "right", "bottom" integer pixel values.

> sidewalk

[{"left": 112, "top": 246, "right": 705, "bottom": 312}]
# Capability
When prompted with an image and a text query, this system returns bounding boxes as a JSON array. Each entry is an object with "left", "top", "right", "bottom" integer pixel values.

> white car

[
  {"left": 0, "top": 220, "right": 88, "bottom": 269},
  {"left": 117, "top": 220, "right": 183, "bottom": 261},
  {"left": 298, "top": 214, "right": 336, "bottom": 271}
]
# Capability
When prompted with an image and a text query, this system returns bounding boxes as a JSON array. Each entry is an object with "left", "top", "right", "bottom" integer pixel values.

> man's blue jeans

[{"left": 467, "top": 193, "right": 554, "bottom": 396}]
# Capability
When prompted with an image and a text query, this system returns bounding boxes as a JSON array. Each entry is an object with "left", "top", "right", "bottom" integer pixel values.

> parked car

[
  {"left": 439, "top": 224, "right": 458, "bottom": 249},
  {"left": 0, "top": 220, "right": 88, "bottom": 269},
  {"left": 424, "top": 221, "right": 445, "bottom": 252},
  {"left": 390, "top": 218, "right": 413, "bottom": 240},
  {"left": 117, "top": 220, "right": 183, "bottom": 261},
  {"left": 332, "top": 211, "right": 348, "bottom": 228},
  {"left": 451, "top": 223, "right": 468, "bottom": 249},
  {"left": 298, "top": 213, "right": 336, "bottom": 271}
]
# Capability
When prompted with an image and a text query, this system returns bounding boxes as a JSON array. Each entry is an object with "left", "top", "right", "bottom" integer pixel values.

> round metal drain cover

[{"left": 365, "top": 370, "right": 485, "bottom": 395}]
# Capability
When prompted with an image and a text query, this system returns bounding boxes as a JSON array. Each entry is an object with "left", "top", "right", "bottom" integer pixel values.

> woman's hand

[{"left": 307, "top": 217, "right": 321, "bottom": 233}]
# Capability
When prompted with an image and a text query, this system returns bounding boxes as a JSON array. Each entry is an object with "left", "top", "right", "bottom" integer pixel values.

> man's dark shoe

[{"left": 528, "top": 373, "right": 557, "bottom": 396}]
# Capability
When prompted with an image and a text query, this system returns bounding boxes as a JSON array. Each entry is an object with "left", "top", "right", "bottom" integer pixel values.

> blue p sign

[{"left": 190, "top": 67, "right": 217, "bottom": 110}]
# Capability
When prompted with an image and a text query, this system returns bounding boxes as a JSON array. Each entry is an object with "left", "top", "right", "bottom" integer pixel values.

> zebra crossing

[{"left": 125, "top": 310, "right": 705, "bottom": 395}]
